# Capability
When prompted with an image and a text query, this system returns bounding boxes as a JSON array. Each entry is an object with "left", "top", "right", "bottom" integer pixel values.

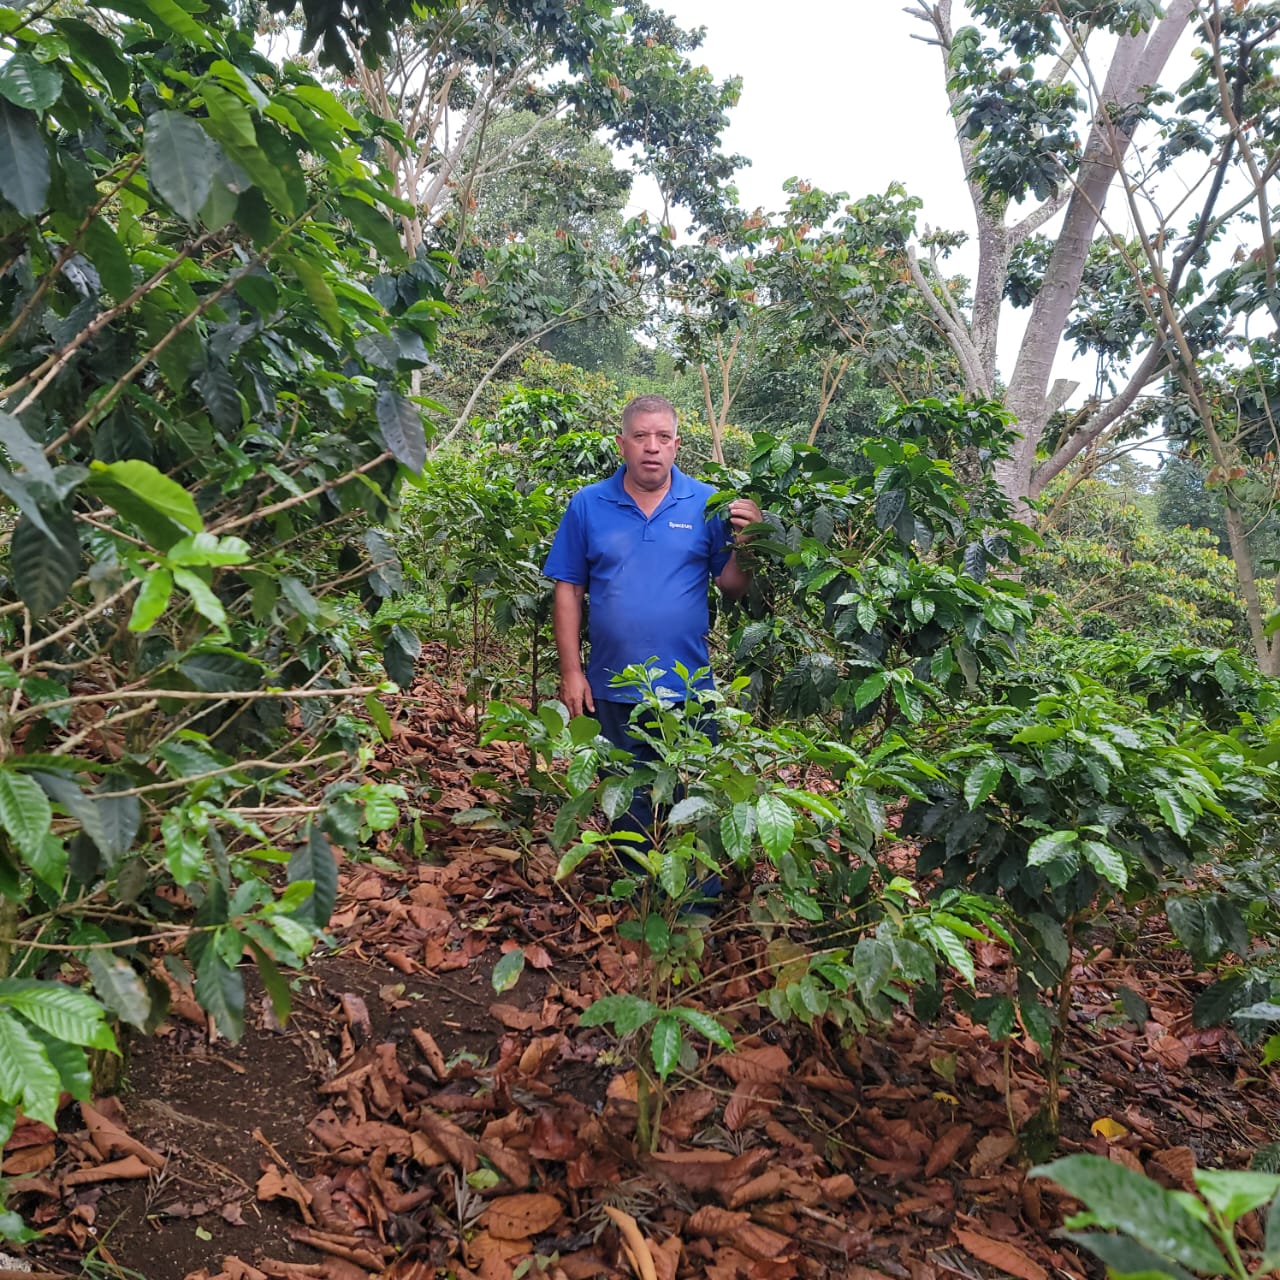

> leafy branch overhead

[{"left": 0, "top": 0, "right": 437, "bottom": 1183}]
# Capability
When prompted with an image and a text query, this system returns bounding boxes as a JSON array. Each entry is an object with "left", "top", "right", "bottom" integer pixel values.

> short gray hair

[{"left": 621, "top": 395, "right": 677, "bottom": 432}]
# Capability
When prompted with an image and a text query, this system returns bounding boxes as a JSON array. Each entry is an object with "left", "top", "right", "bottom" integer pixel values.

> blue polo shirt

[{"left": 543, "top": 465, "right": 733, "bottom": 703}]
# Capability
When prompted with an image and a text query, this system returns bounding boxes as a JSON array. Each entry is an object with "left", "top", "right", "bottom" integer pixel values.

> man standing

[{"left": 542, "top": 392, "right": 761, "bottom": 770}]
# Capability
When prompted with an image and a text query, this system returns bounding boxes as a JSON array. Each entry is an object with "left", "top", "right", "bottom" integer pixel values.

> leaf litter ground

[{"left": 13, "top": 669, "right": 1280, "bottom": 1280}]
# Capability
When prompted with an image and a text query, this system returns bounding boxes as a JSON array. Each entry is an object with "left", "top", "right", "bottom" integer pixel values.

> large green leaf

[
  {"left": 0, "top": 979, "right": 116, "bottom": 1051},
  {"left": 650, "top": 1014, "right": 681, "bottom": 1080},
  {"left": 53, "top": 18, "right": 131, "bottom": 98},
  {"left": 1061, "top": 1232, "right": 1198, "bottom": 1280},
  {"left": 144, "top": 111, "right": 218, "bottom": 222},
  {"left": 578, "top": 993, "right": 658, "bottom": 1036},
  {"left": 1080, "top": 839, "right": 1127, "bottom": 890},
  {"left": 194, "top": 944, "right": 245, "bottom": 1041},
  {"left": 116, "top": 0, "right": 211, "bottom": 45},
  {"left": 90, "top": 458, "right": 203, "bottom": 533},
  {"left": 1032, "top": 1155, "right": 1225, "bottom": 1273},
  {"left": 0, "top": 1009, "right": 61, "bottom": 1130},
  {"left": 82, "top": 215, "right": 133, "bottom": 301},
  {"left": 287, "top": 823, "right": 338, "bottom": 927},
  {"left": 11, "top": 509, "right": 79, "bottom": 619},
  {"left": 720, "top": 801, "right": 753, "bottom": 865},
  {"left": 291, "top": 255, "right": 341, "bottom": 334},
  {"left": 963, "top": 758, "right": 1003, "bottom": 810},
  {"left": 755, "top": 793, "right": 795, "bottom": 862},
  {"left": 0, "top": 54, "right": 61, "bottom": 112},
  {"left": 0, "top": 100, "right": 48, "bottom": 216},
  {"left": 0, "top": 409, "right": 53, "bottom": 483},
  {"left": 0, "top": 770, "right": 52, "bottom": 858},
  {"left": 84, "top": 951, "right": 153, "bottom": 1030},
  {"left": 673, "top": 1006, "right": 733, "bottom": 1050},
  {"left": 375, "top": 387, "right": 427, "bottom": 471}
]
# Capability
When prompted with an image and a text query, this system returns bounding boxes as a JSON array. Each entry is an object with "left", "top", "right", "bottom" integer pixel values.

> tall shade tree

[{"left": 903, "top": 1, "right": 1277, "bottom": 509}]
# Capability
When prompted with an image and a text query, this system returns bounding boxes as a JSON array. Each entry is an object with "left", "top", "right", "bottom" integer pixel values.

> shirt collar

[{"left": 606, "top": 464, "right": 695, "bottom": 506}]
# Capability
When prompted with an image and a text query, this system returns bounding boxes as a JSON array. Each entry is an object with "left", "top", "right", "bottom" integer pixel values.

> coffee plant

[{"left": 0, "top": 0, "right": 429, "bottom": 1199}]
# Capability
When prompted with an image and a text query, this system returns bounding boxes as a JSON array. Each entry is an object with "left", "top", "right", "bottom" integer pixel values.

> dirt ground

[{"left": 9, "top": 674, "right": 1280, "bottom": 1280}]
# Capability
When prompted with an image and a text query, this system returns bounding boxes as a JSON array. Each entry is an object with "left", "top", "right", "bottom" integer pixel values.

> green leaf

[
  {"left": 83, "top": 216, "right": 132, "bottom": 301},
  {"left": 963, "top": 758, "right": 1003, "bottom": 810},
  {"left": 0, "top": 979, "right": 116, "bottom": 1050},
  {"left": 54, "top": 18, "right": 131, "bottom": 97},
  {"left": 0, "top": 410, "right": 53, "bottom": 484},
  {"left": 1080, "top": 839, "right": 1127, "bottom": 890},
  {"left": 491, "top": 948, "right": 525, "bottom": 994},
  {"left": 173, "top": 567, "right": 227, "bottom": 633},
  {"left": 84, "top": 951, "right": 152, "bottom": 1030},
  {"left": 578, "top": 993, "right": 658, "bottom": 1036},
  {"left": 291, "top": 255, "right": 342, "bottom": 336},
  {"left": 599, "top": 775, "right": 631, "bottom": 821},
  {"left": 1031, "top": 1155, "right": 1225, "bottom": 1273},
  {"left": 0, "top": 100, "right": 48, "bottom": 216},
  {"left": 650, "top": 1014, "right": 681, "bottom": 1081},
  {"left": 362, "top": 786, "right": 399, "bottom": 831},
  {"left": 24, "top": 832, "right": 66, "bottom": 887},
  {"left": 0, "top": 1008, "right": 61, "bottom": 1129},
  {"left": 161, "top": 809, "right": 205, "bottom": 886},
  {"left": 720, "top": 802, "right": 753, "bottom": 865},
  {"left": 364, "top": 692, "right": 392, "bottom": 741},
  {"left": 144, "top": 111, "right": 218, "bottom": 222},
  {"left": 246, "top": 939, "right": 292, "bottom": 1026},
  {"left": 668, "top": 795, "right": 717, "bottom": 826},
  {"left": 756, "top": 793, "right": 795, "bottom": 862},
  {"left": 924, "top": 922, "right": 975, "bottom": 986},
  {"left": 287, "top": 823, "right": 337, "bottom": 928},
  {"left": 1155, "top": 788, "right": 1196, "bottom": 839},
  {"left": 376, "top": 387, "right": 427, "bottom": 472},
  {"left": 1061, "top": 1232, "right": 1199, "bottom": 1280},
  {"left": 852, "top": 671, "right": 888, "bottom": 712},
  {"left": 90, "top": 459, "right": 203, "bottom": 532},
  {"left": 115, "top": 0, "right": 211, "bottom": 44},
  {"left": 852, "top": 936, "right": 891, "bottom": 1004},
  {"left": 1261, "top": 1189, "right": 1280, "bottom": 1271},
  {"left": 1193, "top": 1169, "right": 1280, "bottom": 1225},
  {"left": 195, "top": 943, "right": 245, "bottom": 1041},
  {"left": 0, "top": 770, "right": 52, "bottom": 858},
  {"left": 1027, "top": 830, "right": 1078, "bottom": 865},
  {"left": 31, "top": 1025, "right": 94, "bottom": 1104},
  {"left": 129, "top": 567, "right": 174, "bottom": 632},
  {"left": 167, "top": 532, "right": 250, "bottom": 567},
  {"left": 12, "top": 509, "right": 79, "bottom": 620},
  {"left": 673, "top": 1006, "right": 734, "bottom": 1050},
  {"left": 0, "top": 54, "right": 61, "bottom": 112}
]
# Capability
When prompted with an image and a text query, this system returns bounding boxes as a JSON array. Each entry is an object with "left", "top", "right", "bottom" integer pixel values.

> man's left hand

[{"left": 726, "top": 498, "right": 763, "bottom": 544}]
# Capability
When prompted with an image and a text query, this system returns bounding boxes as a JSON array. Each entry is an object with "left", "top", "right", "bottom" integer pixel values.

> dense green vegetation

[{"left": 0, "top": 0, "right": 1279, "bottom": 1256}]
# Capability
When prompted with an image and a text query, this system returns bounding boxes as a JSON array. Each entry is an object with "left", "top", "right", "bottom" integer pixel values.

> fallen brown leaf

[
  {"left": 480, "top": 1192, "right": 562, "bottom": 1240},
  {"left": 62, "top": 1154, "right": 155, "bottom": 1186},
  {"left": 955, "top": 1228, "right": 1047, "bottom": 1280}
]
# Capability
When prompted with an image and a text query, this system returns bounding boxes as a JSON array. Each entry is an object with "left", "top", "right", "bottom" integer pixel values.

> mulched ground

[{"left": 10, "top": 668, "right": 1280, "bottom": 1280}]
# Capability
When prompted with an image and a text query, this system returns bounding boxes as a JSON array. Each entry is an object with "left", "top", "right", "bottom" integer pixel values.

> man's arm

[
  {"left": 552, "top": 580, "right": 594, "bottom": 716},
  {"left": 715, "top": 498, "right": 762, "bottom": 603}
]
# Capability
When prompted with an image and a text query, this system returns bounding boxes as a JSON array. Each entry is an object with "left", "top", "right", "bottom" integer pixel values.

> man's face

[{"left": 617, "top": 410, "right": 679, "bottom": 492}]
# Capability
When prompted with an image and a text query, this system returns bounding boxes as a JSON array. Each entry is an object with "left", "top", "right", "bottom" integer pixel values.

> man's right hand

[{"left": 559, "top": 671, "right": 595, "bottom": 718}]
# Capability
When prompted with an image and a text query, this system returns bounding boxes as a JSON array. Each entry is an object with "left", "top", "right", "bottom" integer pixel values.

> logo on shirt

[{"left": 668, "top": 520, "right": 693, "bottom": 530}]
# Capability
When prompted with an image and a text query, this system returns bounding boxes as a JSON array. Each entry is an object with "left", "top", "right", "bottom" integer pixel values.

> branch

[{"left": 906, "top": 246, "right": 988, "bottom": 394}]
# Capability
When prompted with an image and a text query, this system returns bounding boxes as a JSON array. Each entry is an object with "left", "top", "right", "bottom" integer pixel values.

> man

[{"left": 542, "top": 394, "right": 761, "bottom": 864}]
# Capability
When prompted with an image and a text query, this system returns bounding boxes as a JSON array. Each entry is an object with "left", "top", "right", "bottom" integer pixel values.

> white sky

[{"left": 654, "top": 1, "right": 969, "bottom": 236}]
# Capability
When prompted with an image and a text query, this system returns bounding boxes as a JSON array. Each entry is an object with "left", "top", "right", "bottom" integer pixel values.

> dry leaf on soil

[
  {"left": 480, "top": 1192, "right": 562, "bottom": 1240},
  {"left": 955, "top": 1228, "right": 1047, "bottom": 1280}
]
